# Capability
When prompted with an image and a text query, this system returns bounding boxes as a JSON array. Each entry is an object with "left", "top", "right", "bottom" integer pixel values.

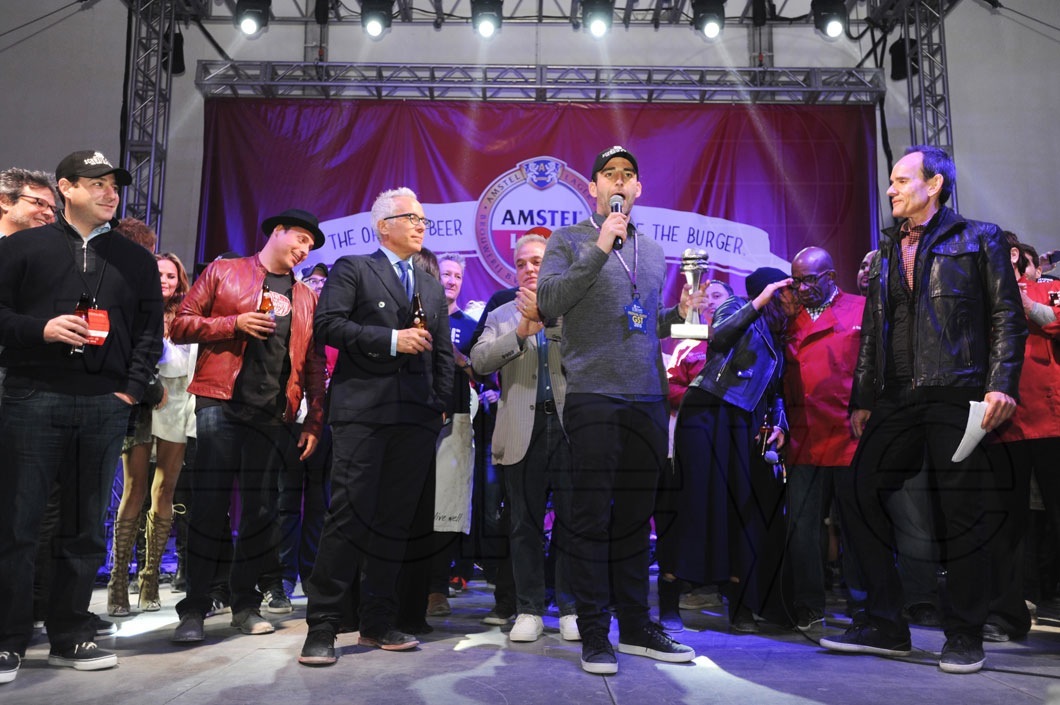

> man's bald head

[
  {"left": 790, "top": 246, "right": 838, "bottom": 309},
  {"left": 792, "top": 246, "right": 834, "bottom": 272}
]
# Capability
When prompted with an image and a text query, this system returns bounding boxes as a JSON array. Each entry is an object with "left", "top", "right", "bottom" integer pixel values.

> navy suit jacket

[{"left": 314, "top": 249, "right": 453, "bottom": 426}]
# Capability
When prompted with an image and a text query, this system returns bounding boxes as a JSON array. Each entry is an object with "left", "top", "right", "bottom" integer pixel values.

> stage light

[
  {"left": 692, "top": 0, "right": 725, "bottom": 39},
  {"left": 811, "top": 0, "right": 847, "bottom": 39},
  {"left": 361, "top": 0, "right": 393, "bottom": 38},
  {"left": 235, "top": 0, "right": 270, "bottom": 36},
  {"left": 581, "top": 0, "right": 614, "bottom": 38},
  {"left": 472, "top": 0, "right": 503, "bottom": 38}
]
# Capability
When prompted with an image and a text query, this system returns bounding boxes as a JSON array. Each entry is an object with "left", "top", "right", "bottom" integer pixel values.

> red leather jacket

[{"left": 171, "top": 254, "right": 326, "bottom": 438}]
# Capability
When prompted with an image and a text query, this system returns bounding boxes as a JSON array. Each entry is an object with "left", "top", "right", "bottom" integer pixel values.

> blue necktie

[{"left": 397, "top": 260, "right": 413, "bottom": 301}]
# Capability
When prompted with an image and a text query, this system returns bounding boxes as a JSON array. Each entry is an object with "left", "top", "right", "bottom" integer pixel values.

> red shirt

[{"left": 996, "top": 279, "right": 1060, "bottom": 442}]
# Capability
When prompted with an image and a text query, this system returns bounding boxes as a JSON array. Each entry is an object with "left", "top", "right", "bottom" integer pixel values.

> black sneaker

[
  {"left": 580, "top": 632, "right": 618, "bottom": 675},
  {"left": 93, "top": 615, "right": 118, "bottom": 638},
  {"left": 939, "top": 634, "right": 985, "bottom": 674},
  {"left": 0, "top": 651, "right": 20, "bottom": 684},
  {"left": 263, "top": 589, "right": 293, "bottom": 614},
  {"left": 906, "top": 602, "right": 942, "bottom": 627},
  {"left": 795, "top": 606, "right": 825, "bottom": 632},
  {"left": 981, "top": 622, "right": 1009, "bottom": 643},
  {"left": 205, "top": 596, "right": 231, "bottom": 618},
  {"left": 47, "top": 642, "right": 118, "bottom": 671},
  {"left": 481, "top": 609, "right": 514, "bottom": 626},
  {"left": 358, "top": 629, "right": 419, "bottom": 651},
  {"left": 298, "top": 629, "right": 337, "bottom": 666},
  {"left": 618, "top": 622, "right": 695, "bottom": 663},
  {"left": 820, "top": 622, "right": 912, "bottom": 657}
]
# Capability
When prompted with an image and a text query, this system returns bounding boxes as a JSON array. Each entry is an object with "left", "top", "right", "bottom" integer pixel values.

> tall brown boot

[
  {"left": 138, "top": 511, "right": 173, "bottom": 612},
  {"left": 107, "top": 518, "right": 139, "bottom": 616}
]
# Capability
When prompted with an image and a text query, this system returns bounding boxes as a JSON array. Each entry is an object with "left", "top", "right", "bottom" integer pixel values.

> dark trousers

[
  {"left": 502, "top": 408, "right": 575, "bottom": 616},
  {"left": 562, "top": 393, "right": 667, "bottom": 638},
  {"left": 176, "top": 406, "right": 296, "bottom": 618},
  {"left": 841, "top": 388, "right": 998, "bottom": 640},
  {"left": 0, "top": 389, "right": 128, "bottom": 654},
  {"left": 306, "top": 421, "right": 435, "bottom": 636},
  {"left": 786, "top": 465, "right": 862, "bottom": 611},
  {"left": 985, "top": 438, "right": 1060, "bottom": 636},
  {"left": 274, "top": 423, "right": 332, "bottom": 586}
]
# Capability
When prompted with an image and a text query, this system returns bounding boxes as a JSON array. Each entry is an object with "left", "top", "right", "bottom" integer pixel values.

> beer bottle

[
  {"left": 69, "top": 293, "right": 92, "bottom": 356},
  {"left": 411, "top": 293, "right": 427, "bottom": 330},
  {"left": 258, "top": 281, "right": 275, "bottom": 321}
]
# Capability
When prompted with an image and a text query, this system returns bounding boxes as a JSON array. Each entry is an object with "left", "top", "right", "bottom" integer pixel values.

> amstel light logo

[{"left": 474, "top": 157, "right": 593, "bottom": 286}]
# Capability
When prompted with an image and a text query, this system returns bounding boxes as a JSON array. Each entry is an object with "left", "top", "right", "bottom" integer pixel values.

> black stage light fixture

[
  {"left": 361, "top": 0, "right": 394, "bottom": 37},
  {"left": 581, "top": 0, "right": 614, "bottom": 38},
  {"left": 235, "top": 0, "right": 270, "bottom": 36},
  {"left": 472, "top": 0, "right": 503, "bottom": 38},
  {"left": 692, "top": 0, "right": 725, "bottom": 39},
  {"left": 811, "top": 0, "right": 847, "bottom": 39}
]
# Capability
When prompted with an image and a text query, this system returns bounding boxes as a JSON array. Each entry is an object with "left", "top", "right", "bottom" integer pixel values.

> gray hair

[
  {"left": 514, "top": 234, "right": 547, "bottom": 251},
  {"left": 370, "top": 187, "right": 418, "bottom": 237},
  {"left": 0, "top": 168, "right": 57, "bottom": 205},
  {"left": 438, "top": 252, "right": 465, "bottom": 270}
]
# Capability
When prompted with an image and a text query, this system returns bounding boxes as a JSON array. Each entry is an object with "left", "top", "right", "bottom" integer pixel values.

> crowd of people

[{"left": 0, "top": 143, "right": 1057, "bottom": 685}]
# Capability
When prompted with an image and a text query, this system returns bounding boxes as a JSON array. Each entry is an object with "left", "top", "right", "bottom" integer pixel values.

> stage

[{"left": 6, "top": 577, "right": 1060, "bottom": 704}]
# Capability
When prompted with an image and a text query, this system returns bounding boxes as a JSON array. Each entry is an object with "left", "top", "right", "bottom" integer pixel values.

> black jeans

[
  {"left": 176, "top": 406, "right": 297, "bottom": 618},
  {"left": 0, "top": 389, "right": 128, "bottom": 654},
  {"left": 562, "top": 394, "right": 667, "bottom": 638},
  {"left": 841, "top": 387, "right": 998, "bottom": 639}
]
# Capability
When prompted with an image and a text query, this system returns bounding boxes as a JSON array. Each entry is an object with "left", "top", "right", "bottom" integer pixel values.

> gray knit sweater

[{"left": 537, "top": 218, "right": 682, "bottom": 397}]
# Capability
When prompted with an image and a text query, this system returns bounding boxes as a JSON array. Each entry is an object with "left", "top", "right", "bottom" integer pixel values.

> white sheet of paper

[{"left": 951, "top": 400, "right": 988, "bottom": 463}]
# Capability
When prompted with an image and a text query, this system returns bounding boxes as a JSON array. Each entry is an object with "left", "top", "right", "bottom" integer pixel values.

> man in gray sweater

[{"left": 537, "top": 145, "right": 698, "bottom": 675}]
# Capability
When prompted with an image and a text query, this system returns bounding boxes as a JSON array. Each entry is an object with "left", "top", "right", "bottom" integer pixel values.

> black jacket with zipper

[{"left": 850, "top": 205, "right": 1026, "bottom": 410}]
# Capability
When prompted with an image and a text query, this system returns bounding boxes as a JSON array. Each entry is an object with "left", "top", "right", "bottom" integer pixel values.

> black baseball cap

[
  {"left": 591, "top": 146, "right": 639, "bottom": 180},
  {"left": 55, "top": 150, "right": 132, "bottom": 186},
  {"left": 261, "top": 208, "right": 326, "bottom": 251}
]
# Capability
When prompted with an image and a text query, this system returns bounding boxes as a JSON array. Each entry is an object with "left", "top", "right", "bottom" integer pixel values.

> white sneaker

[
  {"left": 509, "top": 614, "right": 544, "bottom": 642},
  {"left": 559, "top": 614, "right": 581, "bottom": 641}
]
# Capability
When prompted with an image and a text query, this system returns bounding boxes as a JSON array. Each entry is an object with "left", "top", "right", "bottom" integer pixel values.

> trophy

[{"left": 671, "top": 248, "right": 711, "bottom": 340}]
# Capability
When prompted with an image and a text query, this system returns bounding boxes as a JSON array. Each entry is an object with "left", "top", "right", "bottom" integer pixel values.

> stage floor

[{"left": 6, "top": 580, "right": 1060, "bottom": 704}]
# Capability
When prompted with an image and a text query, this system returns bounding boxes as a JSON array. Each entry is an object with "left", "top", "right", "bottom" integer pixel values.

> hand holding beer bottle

[
  {"left": 236, "top": 280, "right": 278, "bottom": 340},
  {"left": 396, "top": 292, "right": 432, "bottom": 354}
]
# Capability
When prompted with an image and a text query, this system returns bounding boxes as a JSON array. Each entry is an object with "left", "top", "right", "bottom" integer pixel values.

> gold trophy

[{"left": 671, "top": 248, "right": 711, "bottom": 340}]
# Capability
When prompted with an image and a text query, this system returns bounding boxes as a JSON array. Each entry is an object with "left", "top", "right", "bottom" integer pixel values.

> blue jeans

[
  {"left": 176, "top": 406, "right": 297, "bottom": 617},
  {"left": 502, "top": 409, "right": 575, "bottom": 616},
  {"left": 786, "top": 465, "right": 865, "bottom": 610},
  {"left": 0, "top": 388, "right": 129, "bottom": 654}
]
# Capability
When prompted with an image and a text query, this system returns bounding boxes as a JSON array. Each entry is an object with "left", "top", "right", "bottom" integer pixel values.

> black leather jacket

[
  {"left": 850, "top": 206, "right": 1027, "bottom": 409},
  {"left": 692, "top": 296, "right": 786, "bottom": 428}
]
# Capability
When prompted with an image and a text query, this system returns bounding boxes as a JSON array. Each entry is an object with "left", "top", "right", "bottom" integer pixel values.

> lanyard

[
  {"left": 592, "top": 213, "right": 639, "bottom": 298},
  {"left": 66, "top": 227, "right": 109, "bottom": 306}
]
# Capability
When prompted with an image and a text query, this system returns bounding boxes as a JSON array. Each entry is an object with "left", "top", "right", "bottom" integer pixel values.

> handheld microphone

[{"left": 609, "top": 195, "right": 625, "bottom": 250}]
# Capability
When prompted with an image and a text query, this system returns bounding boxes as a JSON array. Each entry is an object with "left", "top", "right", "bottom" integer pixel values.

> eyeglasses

[
  {"left": 17, "top": 194, "right": 56, "bottom": 210},
  {"left": 790, "top": 271, "right": 833, "bottom": 288},
  {"left": 383, "top": 212, "right": 432, "bottom": 229}
]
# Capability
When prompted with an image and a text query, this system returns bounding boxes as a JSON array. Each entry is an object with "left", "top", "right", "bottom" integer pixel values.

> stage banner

[{"left": 199, "top": 99, "right": 876, "bottom": 309}]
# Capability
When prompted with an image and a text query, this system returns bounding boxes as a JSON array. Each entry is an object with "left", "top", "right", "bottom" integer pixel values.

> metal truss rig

[{"left": 195, "top": 62, "right": 885, "bottom": 104}]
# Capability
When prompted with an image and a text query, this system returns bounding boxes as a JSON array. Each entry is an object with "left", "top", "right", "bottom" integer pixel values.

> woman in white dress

[{"left": 107, "top": 253, "right": 196, "bottom": 615}]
